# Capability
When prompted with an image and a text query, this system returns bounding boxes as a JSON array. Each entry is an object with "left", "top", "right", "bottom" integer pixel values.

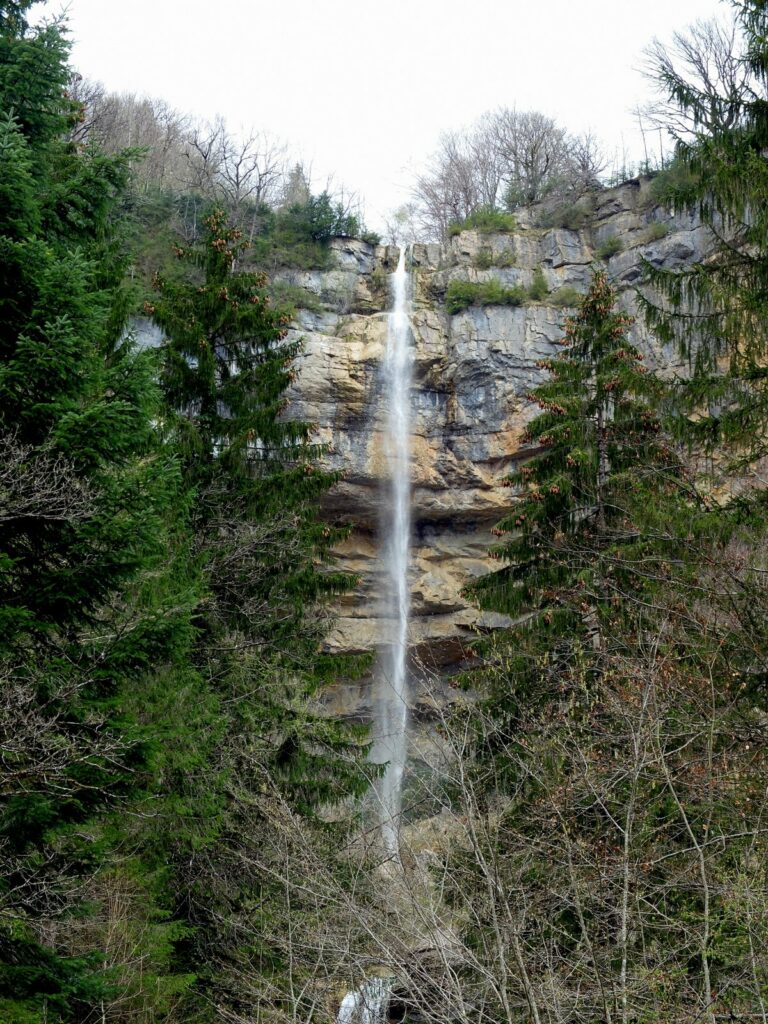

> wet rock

[{"left": 284, "top": 180, "right": 706, "bottom": 672}]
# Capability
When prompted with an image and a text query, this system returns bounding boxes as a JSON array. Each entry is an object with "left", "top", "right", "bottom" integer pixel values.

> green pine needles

[
  {"left": 641, "top": 1, "right": 768, "bottom": 460},
  {"left": 469, "top": 270, "right": 678, "bottom": 627}
]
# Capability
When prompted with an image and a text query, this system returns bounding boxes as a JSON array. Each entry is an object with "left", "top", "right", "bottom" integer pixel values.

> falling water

[
  {"left": 372, "top": 247, "right": 413, "bottom": 855},
  {"left": 337, "top": 978, "right": 394, "bottom": 1024}
]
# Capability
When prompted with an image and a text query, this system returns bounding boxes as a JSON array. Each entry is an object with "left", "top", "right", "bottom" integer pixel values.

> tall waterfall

[{"left": 372, "top": 247, "right": 413, "bottom": 855}]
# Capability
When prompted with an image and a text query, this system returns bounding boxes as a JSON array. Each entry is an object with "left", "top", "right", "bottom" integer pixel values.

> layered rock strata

[{"left": 284, "top": 179, "right": 709, "bottom": 680}]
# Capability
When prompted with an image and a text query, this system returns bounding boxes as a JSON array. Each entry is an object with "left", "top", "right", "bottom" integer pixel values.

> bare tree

[
  {"left": 643, "top": 15, "right": 755, "bottom": 138},
  {"left": 564, "top": 129, "right": 608, "bottom": 192},
  {"left": 384, "top": 203, "right": 420, "bottom": 247},
  {"left": 490, "top": 107, "right": 571, "bottom": 208},
  {"left": 0, "top": 434, "right": 95, "bottom": 526},
  {"left": 181, "top": 117, "right": 225, "bottom": 195},
  {"left": 218, "top": 128, "right": 287, "bottom": 213},
  {"left": 68, "top": 79, "right": 191, "bottom": 188},
  {"left": 413, "top": 107, "right": 606, "bottom": 239}
]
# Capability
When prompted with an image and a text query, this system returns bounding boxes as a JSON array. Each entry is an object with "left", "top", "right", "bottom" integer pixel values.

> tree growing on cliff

[
  {"left": 468, "top": 269, "right": 680, "bottom": 627},
  {"left": 641, "top": 1, "right": 768, "bottom": 462},
  {"left": 413, "top": 108, "right": 606, "bottom": 239}
]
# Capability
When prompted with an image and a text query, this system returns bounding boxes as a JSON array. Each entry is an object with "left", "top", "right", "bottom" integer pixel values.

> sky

[{"left": 39, "top": 0, "right": 725, "bottom": 231}]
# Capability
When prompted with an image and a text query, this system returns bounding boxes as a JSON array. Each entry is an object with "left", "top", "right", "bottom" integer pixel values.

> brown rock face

[{"left": 285, "top": 183, "right": 707, "bottom": 682}]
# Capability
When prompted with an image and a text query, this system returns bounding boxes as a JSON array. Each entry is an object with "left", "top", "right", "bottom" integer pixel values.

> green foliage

[
  {"left": 537, "top": 202, "right": 589, "bottom": 230},
  {"left": 0, "top": 9, "right": 199, "bottom": 1020},
  {"left": 276, "top": 190, "right": 360, "bottom": 244},
  {"left": 549, "top": 285, "right": 583, "bottom": 307},
  {"left": 447, "top": 206, "right": 517, "bottom": 236},
  {"left": 638, "top": 219, "right": 669, "bottom": 243},
  {"left": 640, "top": 3, "right": 768, "bottom": 463},
  {"left": 527, "top": 266, "right": 549, "bottom": 301},
  {"left": 595, "top": 233, "right": 623, "bottom": 259},
  {"left": 0, "top": 8, "right": 71, "bottom": 150},
  {"left": 444, "top": 277, "right": 525, "bottom": 314},
  {"left": 370, "top": 265, "right": 388, "bottom": 291},
  {"left": 151, "top": 209, "right": 371, "bottom": 1014},
  {"left": 123, "top": 185, "right": 371, "bottom": 297},
  {"left": 473, "top": 247, "right": 515, "bottom": 269},
  {"left": 243, "top": 192, "right": 366, "bottom": 272},
  {"left": 268, "top": 280, "right": 324, "bottom": 316},
  {"left": 473, "top": 248, "right": 494, "bottom": 270},
  {"left": 450, "top": 266, "right": 768, "bottom": 1020},
  {"left": 152, "top": 210, "right": 359, "bottom": 627},
  {"left": 444, "top": 269, "right": 549, "bottom": 312},
  {"left": 646, "top": 156, "right": 699, "bottom": 205},
  {"left": 468, "top": 270, "right": 675, "bottom": 621}
]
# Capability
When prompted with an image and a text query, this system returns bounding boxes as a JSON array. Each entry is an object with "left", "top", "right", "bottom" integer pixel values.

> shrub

[
  {"left": 250, "top": 235, "right": 333, "bottom": 270},
  {"left": 646, "top": 158, "right": 699, "bottom": 205},
  {"left": 268, "top": 281, "right": 323, "bottom": 315},
  {"left": 596, "top": 235, "right": 623, "bottom": 260},
  {"left": 360, "top": 230, "right": 382, "bottom": 246},
  {"left": 473, "top": 248, "right": 516, "bottom": 269},
  {"left": 538, "top": 202, "right": 589, "bottom": 230},
  {"left": 638, "top": 221, "right": 669, "bottom": 244},
  {"left": 448, "top": 206, "right": 517, "bottom": 237},
  {"left": 550, "top": 285, "right": 583, "bottom": 307},
  {"left": 370, "top": 266, "right": 388, "bottom": 291},
  {"left": 527, "top": 267, "right": 549, "bottom": 301},
  {"left": 445, "top": 278, "right": 525, "bottom": 314}
]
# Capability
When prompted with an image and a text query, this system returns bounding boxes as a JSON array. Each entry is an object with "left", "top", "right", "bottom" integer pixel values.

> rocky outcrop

[{"left": 285, "top": 180, "right": 709, "bottom": 680}]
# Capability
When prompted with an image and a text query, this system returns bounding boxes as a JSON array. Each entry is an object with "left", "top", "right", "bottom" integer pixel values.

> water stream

[
  {"left": 335, "top": 252, "right": 412, "bottom": 1024},
  {"left": 337, "top": 978, "right": 394, "bottom": 1024},
  {"left": 371, "top": 247, "right": 413, "bottom": 856}
]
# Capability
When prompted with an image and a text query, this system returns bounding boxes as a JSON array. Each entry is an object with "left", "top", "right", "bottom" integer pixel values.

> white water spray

[
  {"left": 335, "top": 255, "right": 411, "bottom": 1024},
  {"left": 337, "top": 978, "right": 394, "bottom": 1024},
  {"left": 372, "top": 247, "right": 413, "bottom": 855}
]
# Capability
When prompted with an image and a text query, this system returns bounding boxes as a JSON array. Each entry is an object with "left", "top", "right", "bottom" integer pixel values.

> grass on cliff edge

[
  {"left": 448, "top": 207, "right": 517, "bottom": 237},
  {"left": 445, "top": 267, "right": 551, "bottom": 313}
]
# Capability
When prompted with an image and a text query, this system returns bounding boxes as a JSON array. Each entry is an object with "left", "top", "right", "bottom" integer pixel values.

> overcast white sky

[{"left": 40, "top": 0, "right": 724, "bottom": 230}]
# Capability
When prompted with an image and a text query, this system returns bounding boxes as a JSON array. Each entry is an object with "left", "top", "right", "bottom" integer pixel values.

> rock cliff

[{"left": 284, "top": 178, "right": 709, "bottom": 683}]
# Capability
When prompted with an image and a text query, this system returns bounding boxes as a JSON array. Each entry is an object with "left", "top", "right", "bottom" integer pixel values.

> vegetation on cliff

[
  {"left": 441, "top": 4, "right": 768, "bottom": 1021},
  {"left": 3, "top": 0, "right": 768, "bottom": 1022},
  {"left": 0, "top": 4, "right": 371, "bottom": 1021}
]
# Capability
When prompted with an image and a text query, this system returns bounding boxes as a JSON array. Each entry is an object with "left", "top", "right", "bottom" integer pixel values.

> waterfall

[
  {"left": 337, "top": 978, "right": 394, "bottom": 1024},
  {"left": 371, "top": 247, "right": 413, "bottom": 855}
]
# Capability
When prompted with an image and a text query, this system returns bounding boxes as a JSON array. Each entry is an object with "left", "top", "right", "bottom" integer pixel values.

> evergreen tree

[
  {"left": 461, "top": 270, "right": 693, "bottom": 784},
  {"left": 642, "top": 1, "right": 768, "bottom": 460},
  {"left": 470, "top": 270, "right": 680, "bottom": 628},
  {"left": 0, "top": 4, "right": 197, "bottom": 1020},
  {"left": 449, "top": 283, "right": 768, "bottom": 1022},
  {"left": 152, "top": 209, "right": 361, "bottom": 698},
  {"left": 150, "top": 209, "right": 371, "bottom": 1017}
]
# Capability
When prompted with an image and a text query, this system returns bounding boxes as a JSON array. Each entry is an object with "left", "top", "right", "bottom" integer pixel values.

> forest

[{"left": 1, "top": 1, "right": 768, "bottom": 1023}]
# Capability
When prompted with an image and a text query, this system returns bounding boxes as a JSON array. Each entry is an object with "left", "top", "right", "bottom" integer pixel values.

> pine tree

[
  {"left": 152, "top": 209, "right": 361, "bottom": 694},
  {"left": 641, "top": 1, "right": 768, "bottom": 459},
  {"left": 449, "top": 283, "right": 768, "bottom": 1023},
  {"left": 0, "top": 5, "right": 197, "bottom": 1019},
  {"left": 470, "top": 270, "right": 680, "bottom": 629},
  {"left": 150, "top": 209, "right": 371, "bottom": 1016}
]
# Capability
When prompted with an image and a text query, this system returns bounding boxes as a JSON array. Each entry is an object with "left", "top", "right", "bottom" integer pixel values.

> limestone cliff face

[{"left": 285, "top": 180, "right": 709, "bottom": 675}]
